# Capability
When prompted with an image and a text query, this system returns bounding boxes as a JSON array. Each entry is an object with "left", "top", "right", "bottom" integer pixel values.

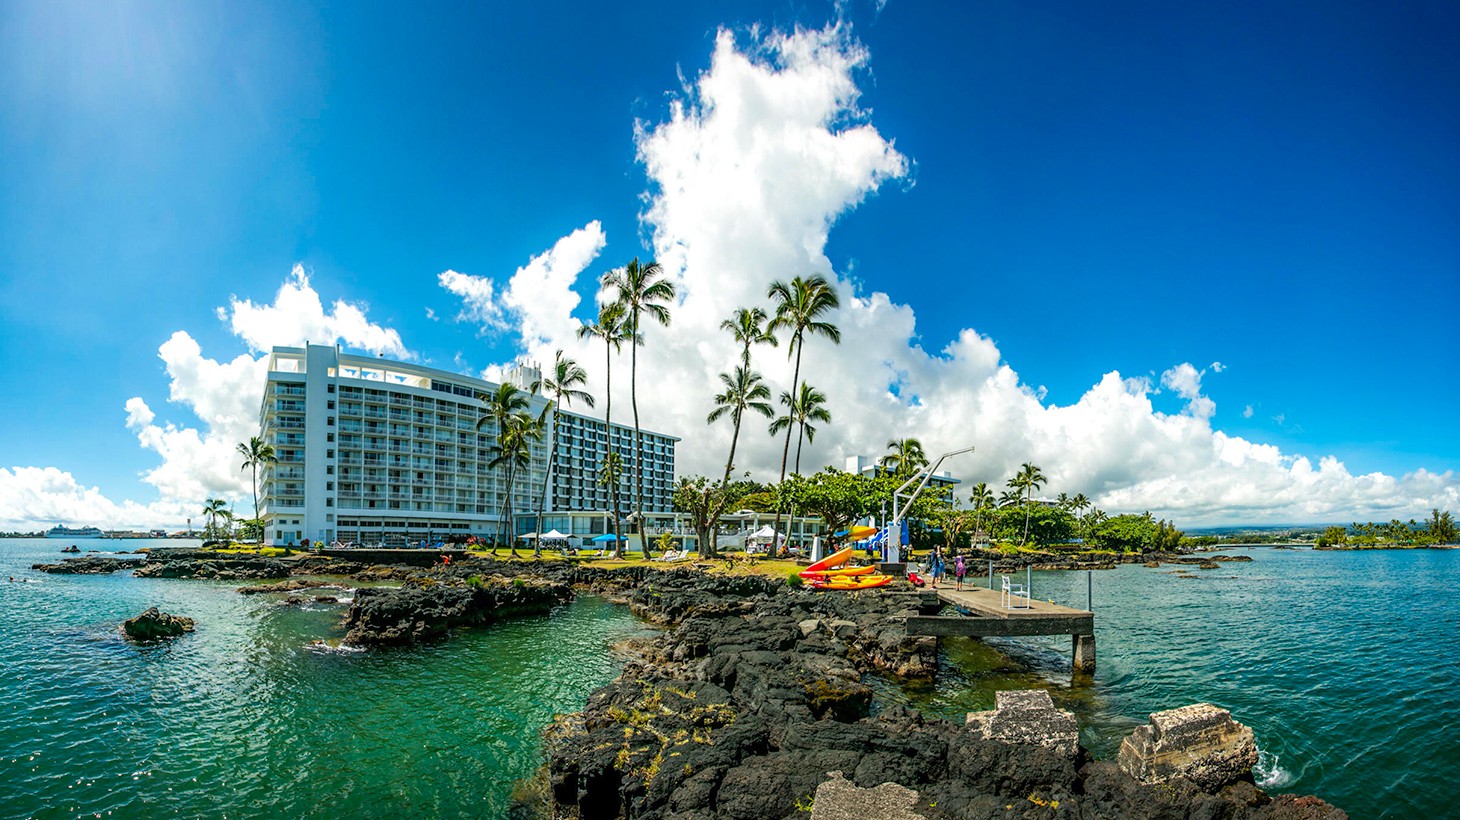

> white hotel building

[{"left": 258, "top": 344, "right": 678, "bottom": 546}]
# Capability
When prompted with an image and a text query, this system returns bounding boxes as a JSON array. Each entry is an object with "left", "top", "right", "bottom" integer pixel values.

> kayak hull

[{"left": 806, "top": 574, "right": 893, "bottom": 591}]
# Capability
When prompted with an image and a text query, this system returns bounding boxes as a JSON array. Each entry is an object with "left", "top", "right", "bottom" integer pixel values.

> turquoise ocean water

[{"left": 2, "top": 540, "right": 1455, "bottom": 818}]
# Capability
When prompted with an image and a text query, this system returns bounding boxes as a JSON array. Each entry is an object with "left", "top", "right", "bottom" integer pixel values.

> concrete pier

[{"left": 904, "top": 587, "right": 1096, "bottom": 672}]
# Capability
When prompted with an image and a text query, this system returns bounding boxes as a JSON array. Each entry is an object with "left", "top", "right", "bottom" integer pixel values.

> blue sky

[{"left": 1, "top": 0, "right": 1456, "bottom": 529}]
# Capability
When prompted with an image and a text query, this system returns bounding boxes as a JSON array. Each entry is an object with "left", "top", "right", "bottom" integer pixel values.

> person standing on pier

[{"left": 954, "top": 554, "right": 966, "bottom": 591}]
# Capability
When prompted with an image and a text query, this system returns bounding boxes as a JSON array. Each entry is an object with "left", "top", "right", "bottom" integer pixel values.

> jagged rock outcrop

[
  {"left": 32, "top": 556, "right": 144, "bottom": 574},
  {"left": 121, "top": 607, "right": 195, "bottom": 641},
  {"left": 538, "top": 572, "right": 1344, "bottom": 820},
  {"left": 237, "top": 578, "right": 342, "bottom": 595},
  {"left": 133, "top": 558, "right": 289, "bottom": 580},
  {"left": 1118, "top": 702, "right": 1259, "bottom": 792},
  {"left": 341, "top": 576, "right": 572, "bottom": 646},
  {"left": 966, "top": 690, "right": 1080, "bottom": 757}
]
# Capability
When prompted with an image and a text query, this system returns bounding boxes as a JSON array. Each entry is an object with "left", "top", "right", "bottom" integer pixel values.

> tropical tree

[
  {"left": 1011, "top": 462, "right": 1047, "bottom": 545},
  {"left": 577, "top": 302, "right": 629, "bottom": 551},
  {"left": 708, "top": 365, "right": 774, "bottom": 486},
  {"left": 477, "top": 382, "right": 532, "bottom": 549},
  {"left": 879, "top": 438, "right": 929, "bottom": 478},
  {"left": 968, "top": 482, "right": 996, "bottom": 534},
  {"left": 603, "top": 258, "right": 676, "bottom": 556},
  {"left": 721, "top": 306, "right": 778, "bottom": 369},
  {"left": 236, "top": 436, "right": 277, "bottom": 545},
  {"left": 488, "top": 410, "right": 543, "bottom": 558},
  {"left": 997, "top": 487, "right": 1023, "bottom": 508},
  {"left": 770, "top": 383, "right": 832, "bottom": 477},
  {"left": 597, "top": 452, "right": 627, "bottom": 558},
  {"left": 200, "top": 497, "right": 230, "bottom": 541},
  {"left": 530, "top": 351, "right": 595, "bottom": 558},
  {"left": 766, "top": 274, "right": 841, "bottom": 540}
]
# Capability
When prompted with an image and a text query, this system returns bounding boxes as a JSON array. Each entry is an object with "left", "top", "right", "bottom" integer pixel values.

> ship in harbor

[{"left": 46, "top": 525, "right": 104, "bottom": 538}]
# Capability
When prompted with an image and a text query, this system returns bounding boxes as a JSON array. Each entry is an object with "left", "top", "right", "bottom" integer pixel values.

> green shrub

[
  {"left": 786, "top": 572, "right": 804, "bottom": 588},
  {"left": 466, "top": 575, "right": 484, "bottom": 588}
]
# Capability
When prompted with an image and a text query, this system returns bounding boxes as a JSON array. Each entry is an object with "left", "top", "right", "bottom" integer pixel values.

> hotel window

[
  {"left": 327, "top": 433, "right": 335, "bottom": 442},
  {"left": 328, "top": 384, "right": 335, "bottom": 393},
  {"left": 327, "top": 400, "right": 335, "bottom": 410}
]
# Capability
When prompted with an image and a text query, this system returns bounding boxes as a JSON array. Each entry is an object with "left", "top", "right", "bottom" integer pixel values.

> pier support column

[{"left": 1073, "top": 633, "right": 1096, "bottom": 674}]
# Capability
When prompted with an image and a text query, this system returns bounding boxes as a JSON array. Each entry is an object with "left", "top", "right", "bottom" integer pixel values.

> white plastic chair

[{"left": 1001, "top": 575, "right": 1031, "bottom": 609}]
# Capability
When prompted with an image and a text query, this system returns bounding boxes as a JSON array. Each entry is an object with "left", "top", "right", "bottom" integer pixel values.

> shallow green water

[
  {"left": 874, "top": 547, "right": 1460, "bottom": 819},
  {"left": 0, "top": 539, "right": 652, "bottom": 818},
  {"left": 3, "top": 541, "right": 1454, "bottom": 818}
]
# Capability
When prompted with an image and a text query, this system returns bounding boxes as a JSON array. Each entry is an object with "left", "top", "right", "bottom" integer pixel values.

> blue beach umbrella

[{"left": 591, "top": 533, "right": 620, "bottom": 543}]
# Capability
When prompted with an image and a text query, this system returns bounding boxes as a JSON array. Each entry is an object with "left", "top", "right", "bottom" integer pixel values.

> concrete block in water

[
  {"left": 965, "top": 689, "right": 1079, "bottom": 757},
  {"left": 1117, "top": 703, "right": 1258, "bottom": 792}
]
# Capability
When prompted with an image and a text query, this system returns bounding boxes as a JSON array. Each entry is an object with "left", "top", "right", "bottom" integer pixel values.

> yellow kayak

[{"left": 807, "top": 574, "right": 892, "bottom": 590}]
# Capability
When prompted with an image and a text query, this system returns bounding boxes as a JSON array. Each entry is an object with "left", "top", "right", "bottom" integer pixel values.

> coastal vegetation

[
  {"left": 236, "top": 436, "right": 276, "bottom": 545},
  {"left": 1316, "top": 510, "right": 1457, "bottom": 548}
]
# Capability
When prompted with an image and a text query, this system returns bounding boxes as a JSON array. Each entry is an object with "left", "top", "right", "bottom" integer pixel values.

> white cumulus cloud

[
  {"left": 440, "top": 22, "right": 1459, "bottom": 527},
  {"left": 223, "top": 264, "right": 411, "bottom": 359},
  {"left": 0, "top": 266, "right": 411, "bottom": 530}
]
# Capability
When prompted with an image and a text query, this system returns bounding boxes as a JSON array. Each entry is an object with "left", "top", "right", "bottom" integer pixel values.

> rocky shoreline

[{"left": 47, "top": 549, "right": 1342, "bottom": 818}]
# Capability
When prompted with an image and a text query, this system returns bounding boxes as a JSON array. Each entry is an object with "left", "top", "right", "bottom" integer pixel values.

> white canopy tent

[{"left": 540, "top": 529, "right": 570, "bottom": 541}]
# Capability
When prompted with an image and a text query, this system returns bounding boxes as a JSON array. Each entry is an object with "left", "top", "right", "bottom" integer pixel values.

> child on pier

[{"left": 954, "top": 554, "right": 966, "bottom": 591}]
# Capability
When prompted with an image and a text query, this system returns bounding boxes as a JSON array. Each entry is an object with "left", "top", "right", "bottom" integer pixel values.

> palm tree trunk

[
  {"left": 770, "top": 338, "right": 804, "bottom": 550},
  {"left": 630, "top": 317, "right": 649, "bottom": 559},
  {"left": 251, "top": 462, "right": 260, "bottom": 546},
  {"left": 605, "top": 342, "right": 622, "bottom": 560},
  {"left": 722, "top": 410, "right": 743, "bottom": 486},
  {"left": 534, "top": 399, "right": 559, "bottom": 560},
  {"left": 1022, "top": 487, "right": 1032, "bottom": 546}
]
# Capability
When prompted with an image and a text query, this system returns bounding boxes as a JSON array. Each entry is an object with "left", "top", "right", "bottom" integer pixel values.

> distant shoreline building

[{"left": 257, "top": 345, "right": 678, "bottom": 546}]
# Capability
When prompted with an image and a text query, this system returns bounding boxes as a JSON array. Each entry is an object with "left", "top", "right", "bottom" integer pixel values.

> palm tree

[
  {"left": 721, "top": 306, "right": 778, "bottom": 369},
  {"left": 766, "top": 274, "right": 841, "bottom": 540},
  {"left": 969, "top": 482, "right": 995, "bottom": 534},
  {"left": 603, "top": 259, "right": 676, "bottom": 556},
  {"left": 530, "top": 351, "right": 595, "bottom": 558},
  {"left": 236, "top": 436, "right": 277, "bottom": 545},
  {"left": 998, "top": 487, "right": 1023, "bottom": 508},
  {"left": 596, "top": 452, "right": 626, "bottom": 559},
  {"left": 488, "top": 410, "right": 543, "bottom": 558},
  {"left": 200, "top": 497, "right": 229, "bottom": 541},
  {"left": 1070, "top": 493, "right": 1091, "bottom": 516},
  {"left": 769, "top": 383, "right": 831, "bottom": 476},
  {"left": 879, "top": 438, "right": 929, "bottom": 477},
  {"left": 477, "top": 382, "right": 532, "bottom": 549},
  {"left": 708, "top": 365, "right": 774, "bottom": 486},
  {"left": 1013, "top": 462, "right": 1047, "bottom": 545},
  {"left": 577, "top": 302, "right": 629, "bottom": 553}
]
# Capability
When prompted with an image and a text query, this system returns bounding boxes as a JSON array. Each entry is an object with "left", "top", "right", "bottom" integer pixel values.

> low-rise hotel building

[{"left": 257, "top": 344, "right": 677, "bottom": 546}]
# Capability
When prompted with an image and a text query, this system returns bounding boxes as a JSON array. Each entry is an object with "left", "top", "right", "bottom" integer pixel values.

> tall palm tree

[
  {"left": 769, "top": 383, "right": 831, "bottom": 476},
  {"left": 477, "top": 383, "right": 531, "bottom": 548},
  {"left": 998, "top": 487, "right": 1023, "bottom": 508},
  {"left": 766, "top": 274, "right": 840, "bottom": 540},
  {"left": 603, "top": 259, "right": 676, "bottom": 556},
  {"left": 236, "top": 436, "right": 277, "bottom": 545},
  {"left": 969, "top": 482, "right": 995, "bottom": 534},
  {"left": 708, "top": 365, "right": 774, "bottom": 486},
  {"left": 721, "top": 306, "right": 778, "bottom": 369},
  {"left": 1014, "top": 462, "right": 1047, "bottom": 545},
  {"left": 596, "top": 452, "right": 626, "bottom": 559},
  {"left": 530, "top": 351, "right": 595, "bottom": 558},
  {"left": 879, "top": 438, "right": 929, "bottom": 477},
  {"left": 488, "top": 410, "right": 542, "bottom": 558},
  {"left": 577, "top": 302, "right": 629, "bottom": 553},
  {"left": 1070, "top": 493, "right": 1091, "bottom": 516},
  {"left": 201, "top": 497, "right": 229, "bottom": 541}
]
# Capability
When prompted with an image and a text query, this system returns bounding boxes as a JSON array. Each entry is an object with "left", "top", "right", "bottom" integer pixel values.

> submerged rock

[{"left": 121, "top": 607, "right": 195, "bottom": 641}]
